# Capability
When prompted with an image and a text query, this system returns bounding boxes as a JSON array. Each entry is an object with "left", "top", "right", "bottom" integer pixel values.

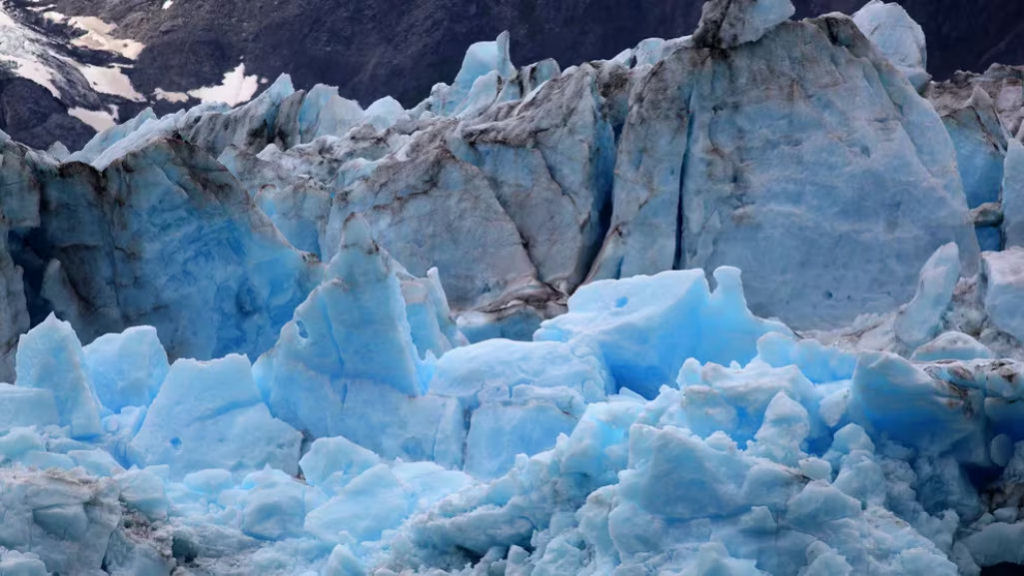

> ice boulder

[
  {"left": 982, "top": 248, "right": 1024, "bottom": 343},
  {"left": 894, "top": 243, "right": 961, "bottom": 349},
  {"left": 15, "top": 314, "right": 101, "bottom": 439},
  {"left": 694, "top": 0, "right": 795, "bottom": 49},
  {"left": 853, "top": 0, "right": 930, "bottom": 91},
  {"left": 82, "top": 326, "right": 169, "bottom": 412},
  {"left": 128, "top": 354, "right": 302, "bottom": 478},
  {"left": 536, "top": 268, "right": 789, "bottom": 398}
]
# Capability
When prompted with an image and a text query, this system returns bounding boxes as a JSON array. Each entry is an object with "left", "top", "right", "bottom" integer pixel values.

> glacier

[{"left": 0, "top": 0, "right": 1021, "bottom": 574}]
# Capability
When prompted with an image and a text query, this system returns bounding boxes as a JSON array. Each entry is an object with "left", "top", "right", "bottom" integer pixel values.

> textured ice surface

[
  {"left": 0, "top": 225, "right": 1019, "bottom": 574},
  {"left": 0, "top": 0, "right": 1022, "bottom": 574}
]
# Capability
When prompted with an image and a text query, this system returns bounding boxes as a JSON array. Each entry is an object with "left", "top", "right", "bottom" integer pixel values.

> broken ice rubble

[{"left": 0, "top": 217, "right": 1021, "bottom": 574}]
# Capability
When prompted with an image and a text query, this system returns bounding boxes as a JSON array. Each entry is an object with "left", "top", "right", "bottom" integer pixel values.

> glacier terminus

[{"left": 0, "top": 0, "right": 1022, "bottom": 574}]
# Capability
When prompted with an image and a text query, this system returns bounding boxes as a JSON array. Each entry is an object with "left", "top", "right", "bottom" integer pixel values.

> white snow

[
  {"left": 153, "top": 88, "right": 189, "bottom": 103},
  {"left": 187, "top": 63, "right": 260, "bottom": 106},
  {"left": 77, "top": 63, "right": 145, "bottom": 101},
  {"left": 68, "top": 107, "right": 117, "bottom": 131},
  {"left": 2, "top": 54, "right": 61, "bottom": 97},
  {"left": 68, "top": 16, "right": 145, "bottom": 60}
]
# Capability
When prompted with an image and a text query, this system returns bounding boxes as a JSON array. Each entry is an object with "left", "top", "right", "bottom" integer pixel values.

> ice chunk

[
  {"left": 0, "top": 428, "right": 44, "bottom": 461},
  {"left": 536, "top": 268, "right": 789, "bottom": 398},
  {"left": 82, "top": 325, "right": 169, "bottom": 412},
  {"left": 784, "top": 481, "right": 861, "bottom": 529},
  {"left": 363, "top": 96, "right": 406, "bottom": 131},
  {"left": 982, "top": 248, "right": 1024, "bottom": 343},
  {"left": 68, "top": 449, "right": 124, "bottom": 477},
  {"left": 755, "top": 332, "right": 856, "bottom": 384},
  {"left": 299, "top": 436, "right": 380, "bottom": 491},
  {"left": 297, "top": 84, "right": 363, "bottom": 142},
  {"left": 853, "top": 0, "right": 930, "bottom": 91},
  {"left": 115, "top": 468, "right": 168, "bottom": 520},
  {"left": 15, "top": 314, "right": 101, "bottom": 439},
  {"left": 399, "top": 267, "right": 468, "bottom": 360},
  {"left": 431, "top": 31, "right": 518, "bottom": 116},
  {"left": 430, "top": 338, "right": 612, "bottom": 477},
  {"left": 239, "top": 468, "right": 324, "bottom": 541},
  {"left": 0, "top": 468, "right": 120, "bottom": 574},
  {"left": 674, "top": 360, "right": 816, "bottom": 443},
  {"left": 894, "top": 243, "right": 961, "bottom": 349},
  {"left": 911, "top": 332, "right": 993, "bottom": 362},
  {"left": 0, "top": 385, "right": 58, "bottom": 433},
  {"left": 850, "top": 352, "right": 982, "bottom": 453},
  {"left": 746, "top": 392, "right": 810, "bottom": 466},
  {"left": 183, "top": 468, "right": 234, "bottom": 496},
  {"left": 619, "top": 424, "right": 752, "bottom": 520},
  {"left": 68, "top": 107, "right": 158, "bottom": 166},
  {"left": 694, "top": 0, "right": 795, "bottom": 49},
  {"left": 305, "top": 462, "right": 469, "bottom": 544},
  {"left": 255, "top": 216, "right": 462, "bottom": 464},
  {"left": 128, "top": 354, "right": 301, "bottom": 478}
]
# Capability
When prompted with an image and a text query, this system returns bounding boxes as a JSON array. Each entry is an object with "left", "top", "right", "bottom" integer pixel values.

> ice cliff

[{"left": 0, "top": 0, "right": 1022, "bottom": 574}]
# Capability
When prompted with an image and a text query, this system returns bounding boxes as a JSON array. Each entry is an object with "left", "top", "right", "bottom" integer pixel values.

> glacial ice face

[
  {"left": 594, "top": 14, "right": 978, "bottom": 329},
  {"left": 3, "top": 135, "right": 320, "bottom": 369},
  {"left": 1, "top": 0, "right": 979, "bottom": 347}
]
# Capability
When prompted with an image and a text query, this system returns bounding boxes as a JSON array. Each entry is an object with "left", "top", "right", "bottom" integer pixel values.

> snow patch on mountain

[{"left": 187, "top": 62, "right": 260, "bottom": 106}]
